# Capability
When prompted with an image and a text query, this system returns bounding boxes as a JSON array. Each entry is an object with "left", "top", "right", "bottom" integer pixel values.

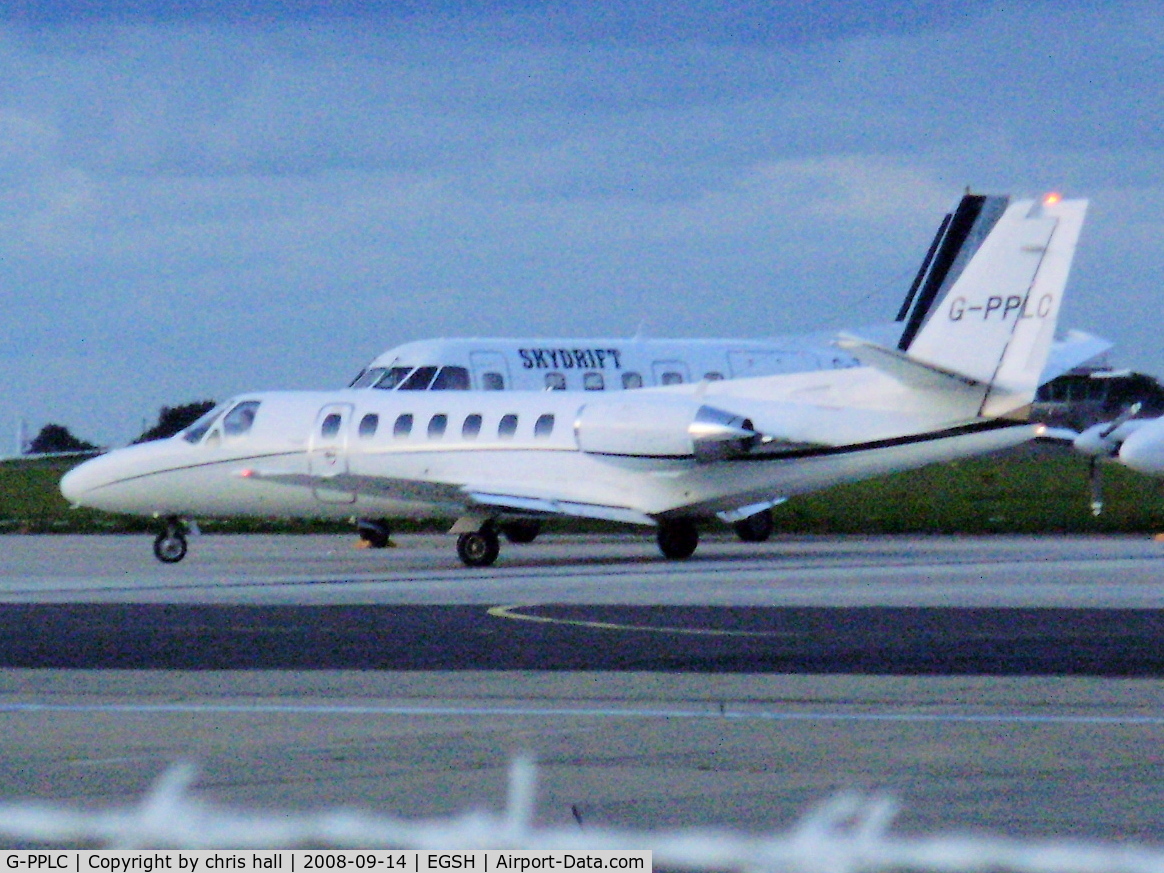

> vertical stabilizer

[
  {"left": 895, "top": 194, "right": 1010, "bottom": 348},
  {"left": 902, "top": 194, "right": 1087, "bottom": 417}
]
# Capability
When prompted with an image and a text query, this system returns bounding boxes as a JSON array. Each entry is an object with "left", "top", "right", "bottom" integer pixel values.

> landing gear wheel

[
  {"left": 732, "top": 508, "right": 773, "bottom": 543},
  {"left": 501, "top": 520, "right": 541, "bottom": 544},
  {"left": 457, "top": 529, "right": 500, "bottom": 567},
  {"left": 358, "top": 518, "right": 393, "bottom": 548},
  {"left": 657, "top": 519, "right": 699, "bottom": 560},
  {"left": 153, "top": 521, "right": 188, "bottom": 564}
]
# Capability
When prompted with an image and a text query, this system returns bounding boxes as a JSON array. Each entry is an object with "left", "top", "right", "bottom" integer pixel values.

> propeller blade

[{"left": 1099, "top": 401, "right": 1143, "bottom": 440}]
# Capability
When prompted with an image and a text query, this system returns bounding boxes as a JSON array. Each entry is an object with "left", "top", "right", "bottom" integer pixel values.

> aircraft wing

[
  {"left": 464, "top": 489, "right": 655, "bottom": 525},
  {"left": 236, "top": 468, "right": 469, "bottom": 507},
  {"left": 237, "top": 466, "right": 656, "bottom": 524}
]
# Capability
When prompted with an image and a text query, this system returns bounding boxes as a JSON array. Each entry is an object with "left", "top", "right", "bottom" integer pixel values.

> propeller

[{"left": 1077, "top": 402, "right": 1142, "bottom": 516}]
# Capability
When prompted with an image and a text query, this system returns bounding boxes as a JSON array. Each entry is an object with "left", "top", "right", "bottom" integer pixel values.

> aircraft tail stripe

[
  {"left": 897, "top": 194, "right": 988, "bottom": 351},
  {"left": 895, "top": 212, "right": 950, "bottom": 322}
]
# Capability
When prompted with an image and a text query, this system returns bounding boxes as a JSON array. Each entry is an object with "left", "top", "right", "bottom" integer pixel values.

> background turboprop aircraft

[
  {"left": 1041, "top": 406, "right": 1164, "bottom": 514},
  {"left": 60, "top": 193, "right": 1088, "bottom": 567},
  {"left": 346, "top": 190, "right": 1109, "bottom": 397}
]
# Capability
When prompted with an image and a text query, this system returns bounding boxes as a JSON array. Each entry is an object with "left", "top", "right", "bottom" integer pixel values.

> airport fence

[{"left": 0, "top": 759, "right": 1161, "bottom": 872}]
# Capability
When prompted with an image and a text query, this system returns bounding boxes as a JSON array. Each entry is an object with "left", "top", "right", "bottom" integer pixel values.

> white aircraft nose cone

[{"left": 59, "top": 456, "right": 107, "bottom": 506}]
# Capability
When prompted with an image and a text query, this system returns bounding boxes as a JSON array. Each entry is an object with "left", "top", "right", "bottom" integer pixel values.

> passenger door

[{"left": 309, "top": 403, "right": 356, "bottom": 504}]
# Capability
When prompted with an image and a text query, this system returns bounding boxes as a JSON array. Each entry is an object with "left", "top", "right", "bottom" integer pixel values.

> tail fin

[
  {"left": 901, "top": 193, "right": 1087, "bottom": 417},
  {"left": 894, "top": 193, "right": 1012, "bottom": 348}
]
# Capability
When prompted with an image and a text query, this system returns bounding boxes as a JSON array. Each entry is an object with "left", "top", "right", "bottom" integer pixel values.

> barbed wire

[{"left": 0, "top": 759, "right": 1161, "bottom": 872}]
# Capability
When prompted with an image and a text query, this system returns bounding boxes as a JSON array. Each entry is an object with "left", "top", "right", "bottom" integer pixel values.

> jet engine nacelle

[{"left": 575, "top": 398, "right": 759, "bottom": 461}]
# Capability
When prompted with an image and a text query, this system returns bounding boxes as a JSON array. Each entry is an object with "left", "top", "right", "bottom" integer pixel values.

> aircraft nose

[{"left": 60, "top": 455, "right": 110, "bottom": 506}]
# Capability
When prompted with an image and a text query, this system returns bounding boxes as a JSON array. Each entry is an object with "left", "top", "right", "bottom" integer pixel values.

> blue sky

[{"left": 3, "top": 1, "right": 1163, "bottom": 447}]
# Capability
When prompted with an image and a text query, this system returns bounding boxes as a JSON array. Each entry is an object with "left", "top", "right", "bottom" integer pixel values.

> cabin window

[
  {"left": 498, "top": 414, "right": 518, "bottom": 439},
  {"left": 545, "top": 372, "right": 566, "bottom": 391},
  {"left": 431, "top": 366, "right": 471, "bottom": 390},
  {"left": 703, "top": 371, "right": 725, "bottom": 382},
  {"left": 622, "top": 372, "right": 643, "bottom": 389},
  {"left": 393, "top": 413, "right": 414, "bottom": 438},
  {"left": 583, "top": 372, "right": 605, "bottom": 391},
  {"left": 400, "top": 366, "right": 438, "bottom": 390},
  {"left": 320, "top": 413, "right": 343, "bottom": 439},
  {"left": 462, "top": 414, "right": 483, "bottom": 439},
  {"left": 534, "top": 414, "right": 555, "bottom": 438},
  {"left": 660, "top": 371, "right": 684, "bottom": 385},
  {"left": 358, "top": 413, "right": 379, "bottom": 439},
  {"left": 373, "top": 367, "right": 414, "bottom": 390},
  {"left": 482, "top": 371, "right": 505, "bottom": 391},
  {"left": 428, "top": 414, "right": 448, "bottom": 438}
]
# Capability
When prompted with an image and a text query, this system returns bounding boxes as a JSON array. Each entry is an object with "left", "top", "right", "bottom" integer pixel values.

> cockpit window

[
  {"left": 349, "top": 368, "right": 387, "bottom": 389},
  {"left": 222, "top": 401, "right": 261, "bottom": 437},
  {"left": 373, "top": 367, "right": 415, "bottom": 390},
  {"left": 431, "top": 366, "right": 471, "bottom": 390},
  {"left": 182, "top": 405, "right": 225, "bottom": 443},
  {"left": 399, "top": 366, "right": 439, "bottom": 390}
]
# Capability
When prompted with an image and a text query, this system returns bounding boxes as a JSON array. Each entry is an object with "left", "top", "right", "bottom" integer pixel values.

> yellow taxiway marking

[{"left": 487, "top": 604, "right": 790, "bottom": 637}]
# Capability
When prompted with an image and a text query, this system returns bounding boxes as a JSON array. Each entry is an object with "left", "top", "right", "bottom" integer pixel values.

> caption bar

[{"left": 2, "top": 853, "right": 650, "bottom": 873}]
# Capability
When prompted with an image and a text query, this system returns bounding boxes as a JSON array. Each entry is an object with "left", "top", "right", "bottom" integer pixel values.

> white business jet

[
  {"left": 341, "top": 193, "right": 1106, "bottom": 545},
  {"left": 61, "top": 193, "right": 1087, "bottom": 566}
]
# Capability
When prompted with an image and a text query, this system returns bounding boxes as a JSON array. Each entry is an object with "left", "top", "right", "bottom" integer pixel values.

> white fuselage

[{"left": 61, "top": 374, "right": 1034, "bottom": 526}]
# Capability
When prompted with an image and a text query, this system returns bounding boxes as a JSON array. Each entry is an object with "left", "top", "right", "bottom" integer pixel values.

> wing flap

[{"left": 466, "top": 490, "right": 655, "bottom": 526}]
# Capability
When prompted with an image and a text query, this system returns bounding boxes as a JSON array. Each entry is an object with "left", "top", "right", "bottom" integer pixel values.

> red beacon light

[{"left": 1044, "top": 192, "right": 1063, "bottom": 205}]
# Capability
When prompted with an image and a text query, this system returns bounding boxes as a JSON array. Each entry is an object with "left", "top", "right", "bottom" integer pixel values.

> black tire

[
  {"left": 457, "top": 530, "right": 500, "bottom": 567},
  {"left": 501, "top": 520, "right": 541, "bottom": 544},
  {"left": 358, "top": 519, "right": 392, "bottom": 549},
  {"left": 153, "top": 530, "right": 188, "bottom": 564},
  {"left": 732, "top": 508, "right": 773, "bottom": 543},
  {"left": 657, "top": 519, "right": 699, "bottom": 560}
]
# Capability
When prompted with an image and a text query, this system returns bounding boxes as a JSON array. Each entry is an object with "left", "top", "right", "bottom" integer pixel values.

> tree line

[{"left": 26, "top": 401, "right": 216, "bottom": 454}]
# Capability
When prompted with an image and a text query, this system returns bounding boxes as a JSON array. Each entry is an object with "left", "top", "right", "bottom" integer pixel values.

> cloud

[{"left": 1, "top": 2, "right": 1162, "bottom": 446}]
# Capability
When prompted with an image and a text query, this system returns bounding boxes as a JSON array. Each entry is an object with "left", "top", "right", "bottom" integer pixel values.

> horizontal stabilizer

[{"left": 836, "top": 334, "right": 982, "bottom": 392}]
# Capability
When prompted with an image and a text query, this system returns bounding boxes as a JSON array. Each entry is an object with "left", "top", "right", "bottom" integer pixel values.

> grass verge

[{"left": 3, "top": 447, "right": 1164, "bottom": 535}]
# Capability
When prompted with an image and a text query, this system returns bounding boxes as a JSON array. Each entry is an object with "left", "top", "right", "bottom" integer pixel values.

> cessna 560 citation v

[{"left": 62, "top": 193, "right": 1087, "bottom": 566}]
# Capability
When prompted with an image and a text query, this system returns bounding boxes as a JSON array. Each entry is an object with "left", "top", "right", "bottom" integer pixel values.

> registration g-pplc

[{"left": 6, "top": 856, "right": 70, "bottom": 870}]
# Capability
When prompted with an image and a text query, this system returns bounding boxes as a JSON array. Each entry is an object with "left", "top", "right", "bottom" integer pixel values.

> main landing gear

[
  {"left": 454, "top": 519, "right": 542, "bottom": 567},
  {"left": 153, "top": 517, "right": 188, "bottom": 564},
  {"left": 457, "top": 525, "right": 501, "bottom": 568},
  {"left": 732, "top": 508, "right": 774, "bottom": 542},
  {"left": 656, "top": 518, "right": 699, "bottom": 560},
  {"left": 357, "top": 518, "right": 394, "bottom": 548}
]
